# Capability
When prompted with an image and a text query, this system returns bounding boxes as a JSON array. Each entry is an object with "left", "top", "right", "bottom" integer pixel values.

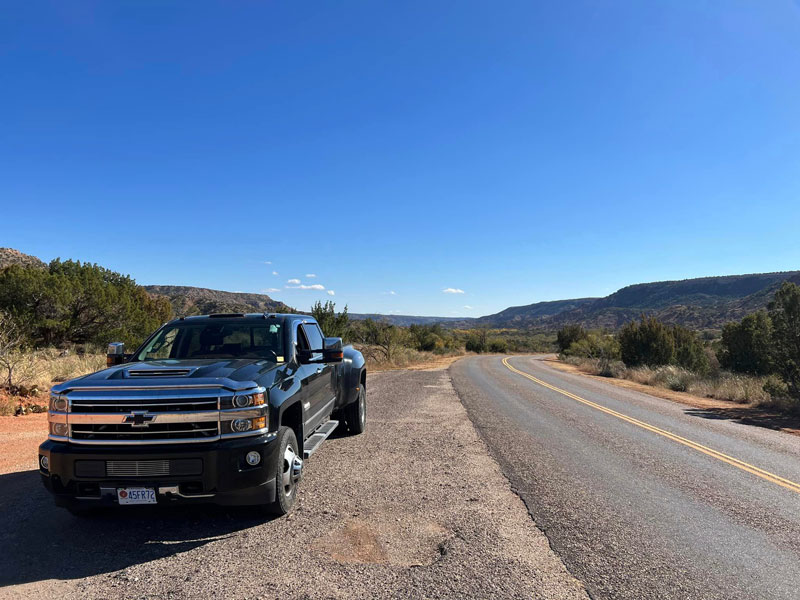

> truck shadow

[
  {"left": 684, "top": 407, "right": 800, "bottom": 433},
  {"left": 0, "top": 469, "right": 272, "bottom": 586}
]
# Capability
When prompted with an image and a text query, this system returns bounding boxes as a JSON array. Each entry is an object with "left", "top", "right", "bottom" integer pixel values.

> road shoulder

[{"left": 545, "top": 356, "right": 800, "bottom": 437}]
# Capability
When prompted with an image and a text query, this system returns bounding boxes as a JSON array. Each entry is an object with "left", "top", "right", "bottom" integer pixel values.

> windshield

[{"left": 136, "top": 322, "right": 284, "bottom": 362}]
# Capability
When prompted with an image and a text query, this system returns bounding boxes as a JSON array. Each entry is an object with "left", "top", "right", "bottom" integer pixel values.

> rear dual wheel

[{"left": 345, "top": 384, "right": 366, "bottom": 435}]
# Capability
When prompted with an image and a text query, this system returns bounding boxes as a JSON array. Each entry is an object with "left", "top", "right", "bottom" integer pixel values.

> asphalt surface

[
  {"left": 450, "top": 355, "right": 800, "bottom": 600},
  {"left": 0, "top": 367, "right": 586, "bottom": 599}
]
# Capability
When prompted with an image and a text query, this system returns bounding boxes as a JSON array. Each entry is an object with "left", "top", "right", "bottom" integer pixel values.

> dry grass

[
  {"left": 356, "top": 345, "right": 466, "bottom": 372},
  {"left": 0, "top": 350, "right": 106, "bottom": 415},
  {"left": 564, "top": 357, "right": 772, "bottom": 406}
]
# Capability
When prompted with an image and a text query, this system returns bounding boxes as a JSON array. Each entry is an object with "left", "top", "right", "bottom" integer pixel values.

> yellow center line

[{"left": 502, "top": 357, "right": 800, "bottom": 496}]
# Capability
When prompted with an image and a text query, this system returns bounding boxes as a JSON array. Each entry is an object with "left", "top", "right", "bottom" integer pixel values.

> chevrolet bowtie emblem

[{"left": 123, "top": 410, "right": 157, "bottom": 428}]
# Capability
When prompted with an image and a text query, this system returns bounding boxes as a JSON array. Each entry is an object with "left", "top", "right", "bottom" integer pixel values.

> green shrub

[
  {"left": 465, "top": 335, "right": 486, "bottom": 353},
  {"left": 671, "top": 325, "right": 710, "bottom": 374},
  {"left": 763, "top": 374, "right": 789, "bottom": 400},
  {"left": 565, "top": 333, "right": 620, "bottom": 360},
  {"left": 718, "top": 311, "right": 773, "bottom": 375},
  {"left": 618, "top": 316, "right": 674, "bottom": 367},
  {"left": 0, "top": 260, "right": 172, "bottom": 348},
  {"left": 488, "top": 339, "right": 508, "bottom": 353},
  {"left": 556, "top": 324, "right": 587, "bottom": 353},
  {"left": 769, "top": 282, "right": 800, "bottom": 399}
]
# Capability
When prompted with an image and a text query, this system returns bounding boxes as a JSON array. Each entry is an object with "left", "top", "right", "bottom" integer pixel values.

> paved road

[{"left": 451, "top": 355, "right": 800, "bottom": 600}]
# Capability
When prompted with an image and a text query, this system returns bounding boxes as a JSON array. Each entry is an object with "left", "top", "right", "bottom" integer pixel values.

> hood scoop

[{"left": 125, "top": 368, "right": 194, "bottom": 378}]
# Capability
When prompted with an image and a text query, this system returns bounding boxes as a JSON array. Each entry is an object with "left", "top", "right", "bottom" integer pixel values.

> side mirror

[
  {"left": 324, "top": 337, "right": 342, "bottom": 350},
  {"left": 297, "top": 337, "right": 344, "bottom": 364},
  {"left": 323, "top": 337, "right": 344, "bottom": 363},
  {"left": 107, "top": 342, "right": 127, "bottom": 367}
]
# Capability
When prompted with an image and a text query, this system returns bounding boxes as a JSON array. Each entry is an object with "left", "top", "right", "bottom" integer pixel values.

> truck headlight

[
  {"left": 49, "top": 393, "right": 68, "bottom": 412},
  {"left": 229, "top": 416, "right": 267, "bottom": 433},
  {"left": 232, "top": 392, "right": 265, "bottom": 408}
]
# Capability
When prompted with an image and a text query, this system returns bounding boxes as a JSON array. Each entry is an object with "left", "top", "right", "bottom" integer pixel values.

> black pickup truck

[{"left": 38, "top": 313, "right": 367, "bottom": 516}]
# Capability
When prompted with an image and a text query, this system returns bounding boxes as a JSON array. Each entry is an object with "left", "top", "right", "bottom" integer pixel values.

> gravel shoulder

[{"left": 0, "top": 365, "right": 587, "bottom": 599}]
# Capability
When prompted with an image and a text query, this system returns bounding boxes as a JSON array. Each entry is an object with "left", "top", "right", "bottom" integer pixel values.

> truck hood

[{"left": 52, "top": 359, "right": 287, "bottom": 393}]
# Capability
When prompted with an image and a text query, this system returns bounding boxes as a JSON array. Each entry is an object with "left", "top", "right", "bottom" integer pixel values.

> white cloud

[
  {"left": 286, "top": 283, "right": 325, "bottom": 290},
  {"left": 262, "top": 288, "right": 281, "bottom": 293},
  {"left": 463, "top": 305, "right": 473, "bottom": 310},
  {"left": 382, "top": 290, "right": 397, "bottom": 295},
  {"left": 263, "top": 261, "right": 272, "bottom": 265},
  {"left": 272, "top": 271, "right": 279, "bottom": 276},
  {"left": 306, "top": 273, "right": 317, "bottom": 278},
  {"left": 287, "top": 278, "right": 301, "bottom": 284},
  {"left": 327, "top": 290, "right": 335, "bottom": 296},
  {"left": 442, "top": 287, "right": 465, "bottom": 294}
]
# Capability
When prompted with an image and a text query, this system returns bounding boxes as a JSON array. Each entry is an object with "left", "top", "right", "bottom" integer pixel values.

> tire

[
  {"left": 266, "top": 426, "right": 302, "bottom": 516},
  {"left": 345, "top": 384, "right": 366, "bottom": 435}
]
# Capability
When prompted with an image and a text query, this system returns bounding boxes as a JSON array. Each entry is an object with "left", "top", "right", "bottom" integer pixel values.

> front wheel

[
  {"left": 265, "top": 427, "right": 302, "bottom": 516},
  {"left": 345, "top": 385, "right": 366, "bottom": 435}
]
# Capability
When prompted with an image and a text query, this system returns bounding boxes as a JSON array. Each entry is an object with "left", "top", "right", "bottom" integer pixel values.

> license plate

[{"left": 117, "top": 487, "right": 157, "bottom": 505}]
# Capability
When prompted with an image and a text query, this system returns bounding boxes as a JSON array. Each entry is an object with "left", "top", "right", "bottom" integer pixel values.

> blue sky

[{"left": 2, "top": 1, "right": 799, "bottom": 317}]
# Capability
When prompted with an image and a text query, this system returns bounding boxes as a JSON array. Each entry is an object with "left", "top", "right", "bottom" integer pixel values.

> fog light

[
  {"left": 232, "top": 418, "right": 252, "bottom": 433},
  {"left": 50, "top": 422, "right": 68, "bottom": 437},
  {"left": 246, "top": 451, "right": 261, "bottom": 466},
  {"left": 40, "top": 455, "right": 49, "bottom": 470}
]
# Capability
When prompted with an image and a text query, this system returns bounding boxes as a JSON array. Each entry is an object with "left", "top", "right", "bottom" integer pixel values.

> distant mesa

[
  {"left": 467, "top": 271, "right": 800, "bottom": 331},
  {"left": 1, "top": 248, "right": 797, "bottom": 330}
]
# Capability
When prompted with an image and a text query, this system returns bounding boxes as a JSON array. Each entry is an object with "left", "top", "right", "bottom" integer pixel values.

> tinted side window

[
  {"left": 302, "top": 324, "right": 323, "bottom": 351},
  {"left": 296, "top": 324, "right": 310, "bottom": 350}
]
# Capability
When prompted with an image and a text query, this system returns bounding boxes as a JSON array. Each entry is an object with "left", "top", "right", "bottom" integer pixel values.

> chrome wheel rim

[
  {"left": 281, "top": 444, "right": 302, "bottom": 496},
  {"left": 359, "top": 388, "right": 366, "bottom": 428}
]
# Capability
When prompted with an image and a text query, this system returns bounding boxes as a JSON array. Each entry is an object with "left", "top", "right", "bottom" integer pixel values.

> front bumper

[{"left": 38, "top": 432, "right": 279, "bottom": 509}]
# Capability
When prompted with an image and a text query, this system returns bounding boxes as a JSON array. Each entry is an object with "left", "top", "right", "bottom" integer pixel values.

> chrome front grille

[
  {"left": 107, "top": 459, "right": 170, "bottom": 477},
  {"left": 70, "top": 421, "right": 220, "bottom": 441},
  {"left": 64, "top": 388, "right": 225, "bottom": 445},
  {"left": 70, "top": 397, "right": 218, "bottom": 413},
  {"left": 50, "top": 385, "right": 270, "bottom": 446}
]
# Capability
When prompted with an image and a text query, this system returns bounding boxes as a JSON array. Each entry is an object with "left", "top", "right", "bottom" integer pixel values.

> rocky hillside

[
  {"left": 144, "top": 285, "right": 293, "bottom": 317},
  {"left": 0, "top": 248, "right": 45, "bottom": 270},
  {"left": 349, "top": 313, "right": 466, "bottom": 327},
  {"left": 473, "top": 271, "right": 800, "bottom": 330}
]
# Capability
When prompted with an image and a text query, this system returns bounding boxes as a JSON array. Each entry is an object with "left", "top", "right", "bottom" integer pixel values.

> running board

[{"left": 303, "top": 420, "right": 339, "bottom": 458}]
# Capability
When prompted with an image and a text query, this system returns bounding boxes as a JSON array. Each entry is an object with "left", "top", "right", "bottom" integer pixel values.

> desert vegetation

[
  {"left": 311, "top": 300, "right": 554, "bottom": 370},
  {"left": 558, "top": 282, "right": 800, "bottom": 412},
  {"left": 0, "top": 259, "right": 172, "bottom": 347},
  {"left": 0, "top": 259, "right": 171, "bottom": 413}
]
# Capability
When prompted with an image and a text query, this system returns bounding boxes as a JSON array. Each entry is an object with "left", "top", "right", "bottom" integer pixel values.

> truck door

[{"left": 298, "top": 323, "right": 335, "bottom": 434}]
